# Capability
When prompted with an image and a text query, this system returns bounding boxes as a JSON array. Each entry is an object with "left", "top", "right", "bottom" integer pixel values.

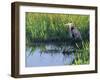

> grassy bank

[{"left": 26, "top": 12, "right": 89, "bottom": 44}]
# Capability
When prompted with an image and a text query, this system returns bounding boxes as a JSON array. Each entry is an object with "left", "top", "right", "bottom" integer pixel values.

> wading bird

[{"left": 65, "top": 23, "right": 83, "bottom": 48}]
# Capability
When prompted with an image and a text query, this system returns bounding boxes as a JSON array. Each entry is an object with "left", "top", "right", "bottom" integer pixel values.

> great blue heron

[{"left": 65, "top": 23, "right": 83, "bottom": 48}]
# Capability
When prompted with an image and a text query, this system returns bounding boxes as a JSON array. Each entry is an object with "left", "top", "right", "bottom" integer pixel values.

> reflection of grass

[
  {"left": 73, "top": 41, "right": 89, "bottom": 65},
  {"left": 40, "top": 45, "right": 46, "bottom": 52},
  {"left": 26, "top": 44, "right": 46, "bottom": 56},
  {"left": 26, "top": 46, "right": 36, "bottom": 56},
  {"left": 26, "top": 41, "right": 90, "bottom": 65}
]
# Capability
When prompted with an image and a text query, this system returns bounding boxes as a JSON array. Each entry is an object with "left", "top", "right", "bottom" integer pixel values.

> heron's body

[
  {"left": 71, "top": 27, "right": 82, "bottom": 40},
  {"left": 65, "top": 23, "right": 83, "bottom": 48}
]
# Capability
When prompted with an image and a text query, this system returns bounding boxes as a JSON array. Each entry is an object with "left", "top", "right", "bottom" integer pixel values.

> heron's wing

[{"left": 72, "top": 29, "right": 82, "bottom": 39}]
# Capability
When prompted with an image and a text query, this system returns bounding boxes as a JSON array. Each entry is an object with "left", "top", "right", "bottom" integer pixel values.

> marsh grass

[
  {"left": 26, "top": 12, "right": 89, "bottom": 43},
  {"left": 73, "top": 41, "right": 89, "bottom": 65}
]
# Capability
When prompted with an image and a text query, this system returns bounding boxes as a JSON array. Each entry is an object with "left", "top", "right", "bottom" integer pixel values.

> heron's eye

[{"left": 71, "top": 27, "right": 74, "bottom": 30}]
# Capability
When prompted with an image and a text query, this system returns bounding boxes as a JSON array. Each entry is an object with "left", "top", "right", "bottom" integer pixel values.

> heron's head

[{"left": 64, "top": 23, "right": 75, "bottom": 30}]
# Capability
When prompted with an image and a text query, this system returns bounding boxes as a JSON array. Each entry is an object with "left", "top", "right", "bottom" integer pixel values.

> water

[{"left": 25, "top": 44, "right": 75, "bottom": 67}]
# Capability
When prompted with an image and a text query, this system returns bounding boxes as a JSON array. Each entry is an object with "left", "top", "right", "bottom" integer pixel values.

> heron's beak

[{"left": 64, "top": 24, "right": 69, "bottom": 26}]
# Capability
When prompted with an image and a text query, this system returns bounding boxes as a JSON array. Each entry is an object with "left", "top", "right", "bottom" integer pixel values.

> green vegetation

[
  {"left": 26, "top": 12, "right": 89, "bottom": 44},
  {"left": 26, "top": 12, "right": 90, "bottom": 65},
  {"left": 73, "top": 41, "right": 89, "bottom": 64}
]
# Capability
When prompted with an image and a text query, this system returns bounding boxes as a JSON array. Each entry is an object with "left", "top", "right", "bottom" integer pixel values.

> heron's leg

[
  {"left": 75, "top": 43, "right": 80, "bottom": 49},
  {"left": 71, "top": 39, "right": 80, "bottom": 49},
  {"left": 76, "top": 39, "right": 83, "bottom": 49}
]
